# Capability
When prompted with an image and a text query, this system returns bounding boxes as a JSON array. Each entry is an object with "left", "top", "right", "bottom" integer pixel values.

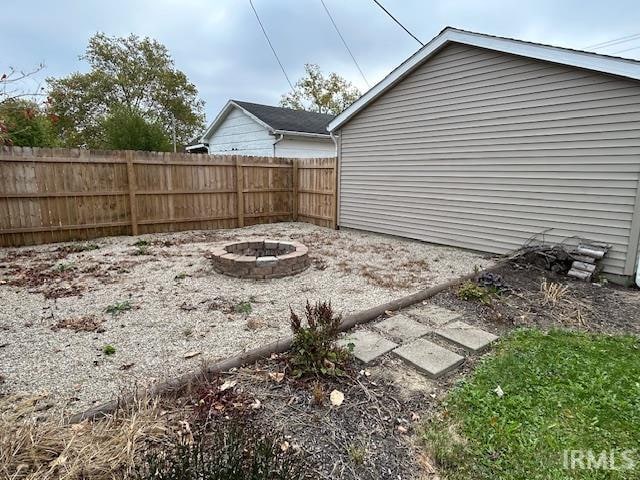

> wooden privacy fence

[{"left": 0, "top": 147, "right": 337, "bottom": 247}]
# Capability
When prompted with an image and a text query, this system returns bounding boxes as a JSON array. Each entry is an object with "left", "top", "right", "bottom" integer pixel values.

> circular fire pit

[{"left": 210, "top": 239, "right": 310, "bottom": 279}]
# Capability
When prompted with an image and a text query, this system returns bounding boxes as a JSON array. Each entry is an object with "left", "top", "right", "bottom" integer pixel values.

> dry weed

[
  {"left": 360, "top": 265, "right": 414, "bottom": 290},
  {"left": 246, "top": 317, "right": 266, "bottom": 331},
  {"left": 51, "top": 316, "right": 105, "bottom": 333},
  {"left": 540, "top": 279, "right": 569, "bottom": 305},
  {"left": 311, "top": 381, "right": 325, "bottom": 406},
  {"left": 400, "top": 259, "right": 429, "bottom": 271},
  {"left": 0, "top": 394, "right": 172, "bottom": 480}
]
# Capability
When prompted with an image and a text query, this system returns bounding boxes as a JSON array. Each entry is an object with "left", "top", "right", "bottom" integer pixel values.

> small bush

[
  {"left": 52, "top": 261, "right": 74, "bottom": 273},
  {"left": 59, "top": 242, "right": 100, "bottom": 253},
  {"left": 346, "top": 444, "right": 366, "bottom": 465},
  {"left": 133, "top": 245, "right": 151, "bottom": 256},
  {"left": 289, "top": 301, "right": 351, "bottom": 377},
  {"left": 106, "top": 300, "right": 133, "bottom": 315},
  {"left": 135, "top": 423, "right": 303, "bottom": 480},
  {"left": 234, "top": 301, "right": 253, "bottom": 315},
  {"left": 457, "top": 281, "right": 498, "bottom": 305},
  {"left": 102, "top": 344, "right": 116, "bottom": 355}
]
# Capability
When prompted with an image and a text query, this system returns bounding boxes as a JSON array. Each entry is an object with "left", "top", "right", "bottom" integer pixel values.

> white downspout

[
  {"left": 330, "top": 131, "right": 340, "bottom": 229},
  {"left": 272, "top": 133, "right": 284, "bottom": 157},
  {"left": 329, "top": 131, "right": 339, "bottom": 157}
]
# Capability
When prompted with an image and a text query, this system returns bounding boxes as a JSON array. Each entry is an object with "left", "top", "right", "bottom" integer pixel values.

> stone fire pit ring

[{"left": 210, "top": 239, "right": 310, "bottom": 279}]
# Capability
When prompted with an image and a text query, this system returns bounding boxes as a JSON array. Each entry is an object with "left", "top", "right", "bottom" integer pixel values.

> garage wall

[
  {"left": 276, "top": 136, "right": 335, "bottom": 158},
  {"left": 338, "top": 43, "right": 640, "bottom": 275}
]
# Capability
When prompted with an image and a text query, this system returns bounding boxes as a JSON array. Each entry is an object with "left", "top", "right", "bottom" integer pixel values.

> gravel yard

[{"left": 0, "top": 222, "right": 492, "bottom": 415}]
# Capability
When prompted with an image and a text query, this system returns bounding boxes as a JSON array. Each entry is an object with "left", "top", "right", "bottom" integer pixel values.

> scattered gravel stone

[{"left": 0, "top": 223, "right": 492, "bottom": 414}]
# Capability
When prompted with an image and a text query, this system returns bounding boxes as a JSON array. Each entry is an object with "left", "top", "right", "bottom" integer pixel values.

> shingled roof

[{"left": 232, "top": 100, "right": 334, "bottom": 135}]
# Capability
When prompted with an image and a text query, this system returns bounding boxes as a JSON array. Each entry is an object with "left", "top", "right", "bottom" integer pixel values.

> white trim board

[{"left": 328, "top": 27, "right": 640, "bottom": 132}]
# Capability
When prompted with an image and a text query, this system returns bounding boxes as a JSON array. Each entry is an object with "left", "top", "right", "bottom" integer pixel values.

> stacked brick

[{"left": 210, "top": 240, "right": 310, "bottom": 279}]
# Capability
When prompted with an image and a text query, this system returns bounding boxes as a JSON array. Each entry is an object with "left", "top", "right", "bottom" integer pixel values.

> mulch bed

[
  {"left": 165, "top": 355, "right": 429, "bottom": 480},
  {"left": 432, "top": 260, "right": 640, "bottom": 336}
]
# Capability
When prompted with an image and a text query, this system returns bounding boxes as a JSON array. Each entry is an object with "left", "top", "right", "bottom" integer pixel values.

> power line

[
  {"left": 248, "top": 0, "right": 294, "bottom": 90},
  {"left": 319, "top": 0, "right": 369, "bottom": 87},
  {"left": 613, "top": 44, "right": 640, "bottom": 55},
  {"left": 584, "top": 32, "right": 640, "bottom": 50},
  {"left": 371, "top": 0, "right": 423, "bottom": 46}
]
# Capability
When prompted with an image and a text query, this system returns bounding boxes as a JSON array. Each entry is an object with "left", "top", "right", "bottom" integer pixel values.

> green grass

[{"left": 423, "top": 329, "right": 640, "bottom": 479}]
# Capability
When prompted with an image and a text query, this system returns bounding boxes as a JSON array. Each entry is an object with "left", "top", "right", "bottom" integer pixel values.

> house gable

[{"left": 204, "top": 106, "right": 274, "bottom": 156}]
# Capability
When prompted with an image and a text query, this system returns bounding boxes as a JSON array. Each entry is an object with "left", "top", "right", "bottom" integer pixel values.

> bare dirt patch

[
  {"left": 0, "top": 223, "right": 491, "bottom": 415},
  {"left": 429, "top": 261, "right": 640, "bottom": 336}
]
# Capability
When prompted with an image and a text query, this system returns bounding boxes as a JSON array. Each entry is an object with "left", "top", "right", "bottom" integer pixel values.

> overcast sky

[{"left": 3, "top": 0, "right": 640, "bottom": 124}]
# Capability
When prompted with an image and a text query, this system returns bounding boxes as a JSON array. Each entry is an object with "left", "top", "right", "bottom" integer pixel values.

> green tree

[
  {"left": 280, "top": 64, "right": 360, "bottom": 115},
  {"left": 101, "top": 107, "right": 172, "bottom": 151},
  {"left": 0, "top": 64, "right": 51, "bottom": 146},
  {"left": 0, "top": 99, "right": 58, "bottom": 147},
  {"left": 47, "top": 33, "right": 205, "bottom": 148}
]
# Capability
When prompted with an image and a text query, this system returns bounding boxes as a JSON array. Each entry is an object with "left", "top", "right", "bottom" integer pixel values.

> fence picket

[{"left": 0, "top": 147, "right": 337, "bottom": 246}]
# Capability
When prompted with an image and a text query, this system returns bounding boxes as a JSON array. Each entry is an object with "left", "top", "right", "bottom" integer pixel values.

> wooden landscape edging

[
  {"left": 0, "top": 147, "right": 337, "bottom": 246},
  {"left": 66, "top": 262, "right": 505, "bottom": 424}
]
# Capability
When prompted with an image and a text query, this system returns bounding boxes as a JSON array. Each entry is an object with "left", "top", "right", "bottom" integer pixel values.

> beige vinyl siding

[{"left": 338, "top": 43, "right": 640, "bottom": 275}]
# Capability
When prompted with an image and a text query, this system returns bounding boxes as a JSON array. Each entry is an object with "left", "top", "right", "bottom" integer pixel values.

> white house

[{"left": 187, "top": 100, "right": 336, "bottom": 157}]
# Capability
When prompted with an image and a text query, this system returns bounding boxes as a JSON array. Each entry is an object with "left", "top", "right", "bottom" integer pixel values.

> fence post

[
  {"left": 126, "top": 151, "right": 139, "bottom": 236},
  {"left": 235, "top": 156, "right": 244, "bottom": 227},
  {"left": 292, "top": 159, "right": 299, "bottom": 221}
]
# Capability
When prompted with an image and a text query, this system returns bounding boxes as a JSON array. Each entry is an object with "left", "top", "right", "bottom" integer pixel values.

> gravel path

[{"left": 0, "top": 223, "right": 492, "bottom": 414}]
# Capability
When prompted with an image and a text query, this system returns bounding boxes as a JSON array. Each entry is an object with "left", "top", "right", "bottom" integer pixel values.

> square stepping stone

[
  {"left": 393, "top": 339, "right": 464, "bottom": 379},
  {"left": 408, "top": 304, "right": 461, "bottom": 326},
  {"left": 374, "top": 314, "right": 431, "bottom": 342},
  {"left": 337, "top": 330, "right": 398, "bottom": 364},
  {"left": 435, "top": 321, "right": 498, "bottom": 353}
]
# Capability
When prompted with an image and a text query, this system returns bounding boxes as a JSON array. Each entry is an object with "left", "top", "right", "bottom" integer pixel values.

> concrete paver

[
  {"left": 337, "top": 330, "right": 398, "bottom": 364},
  {"left": 407, "top": 304, "right": 462, "bottom": 326},
  {"left": 374, "top": 314, "right": 431, "bottom": 342},
  {"left": 393, "top": 338, "right": 464, "bottom": 379},
  {"left": 435, "top": 321, "right": 498, "bottom": 353}
]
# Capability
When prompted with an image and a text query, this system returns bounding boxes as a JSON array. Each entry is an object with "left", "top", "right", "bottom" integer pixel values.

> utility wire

[
  {"left": 371, "top": 0, "right": 423, "bottom": 46},
  {"left": 583, "top": 32, "right": 640, "bottom": 50},
  {"left": 248, "top": 0, "right": 294, "bottom": 90},
  {"left": 613, "top": 44, "right": 640, "bottom": 55},
  {"left": 320, "top": 0, "right": 369, "bottom": 87}
]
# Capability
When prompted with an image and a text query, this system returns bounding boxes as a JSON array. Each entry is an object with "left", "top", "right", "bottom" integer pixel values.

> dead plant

[
  {"left": 360, "top": 265, "right": 414, "bottom": 290},
  {"left": 51, "top": 315, "right": 105, "bottom": 333},
  {"left": 0, "top": 394, "right": 172, "bottom": 480},
  {"left": 310, "top": 381, "right": 325, "bottom": 406},
  {"left": 540, "top": 279, "right": 569, "bottom": 305},
  {"left": 246, "top": 317, "right": 266, "bottom": 331}
]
